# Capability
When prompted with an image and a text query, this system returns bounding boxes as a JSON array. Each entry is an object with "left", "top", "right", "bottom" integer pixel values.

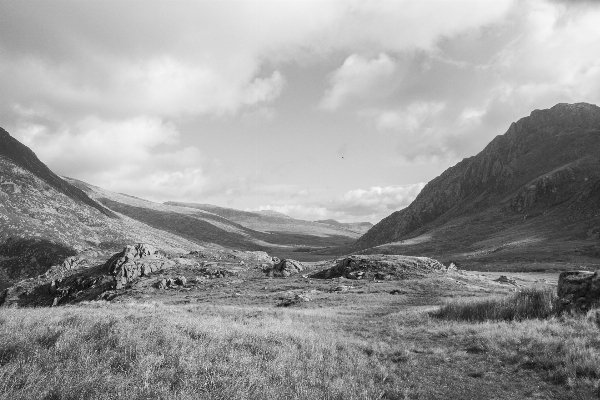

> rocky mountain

[
  {"left": 0, "top": 128, "right": 114, "bottom": 218},
  {"left": 0, "top": 128, "right": 207, "bottom": 290},
  {"left": 347, "top": 103, "right": 600, "bottom": 270}
]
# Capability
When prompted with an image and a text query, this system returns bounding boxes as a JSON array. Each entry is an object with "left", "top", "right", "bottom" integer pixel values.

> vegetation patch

[{"left": 431, "top": 287, "right": 557, "bottom": 322}]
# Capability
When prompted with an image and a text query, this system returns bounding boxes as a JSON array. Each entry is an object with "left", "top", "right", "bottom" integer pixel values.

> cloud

[
  {"left": 369, "top": 102, "right": 446, "bottom": 132},
  {"left": 242, "top": 71, "right": 286, "bottom": 105},
  {"left": 0, "top": 0, "right": 515, "bottom": 122},
  {"left": 12, "top": 117, "right": 207, "bottom": 201},
  {"left": 256, "top": 183, "right": 425, "bottom": 223},
  {"left": 319, "top": 54, "right": 397, "bottom": 110}
]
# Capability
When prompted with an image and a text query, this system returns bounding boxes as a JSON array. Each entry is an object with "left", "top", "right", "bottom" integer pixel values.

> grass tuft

[{"left": 432, "top": 287, "right": 557, "bottom": 322}]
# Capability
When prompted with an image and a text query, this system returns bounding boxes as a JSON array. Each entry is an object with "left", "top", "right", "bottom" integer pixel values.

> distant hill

[
  {"left": 164, "top": 202, "right": 363, "bottom": 238},
  {"left": 315, "top": 219, "right": 373, "bottom": 234},
  {"left": 341, "top": 103, "right": 600, "bottom": 270}
]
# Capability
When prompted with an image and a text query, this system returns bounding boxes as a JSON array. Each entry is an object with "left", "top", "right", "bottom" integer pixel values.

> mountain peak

[
  {"left": 351, "top": 102, "right": 600, "bottom": 262},
  {"left": 0, "top": 127, "right": 115, "bottom": 218}
]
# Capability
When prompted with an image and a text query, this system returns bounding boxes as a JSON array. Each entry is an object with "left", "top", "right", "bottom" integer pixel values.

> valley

[{"left": 1, "top": 103, "right": 600, "bottom": 398}]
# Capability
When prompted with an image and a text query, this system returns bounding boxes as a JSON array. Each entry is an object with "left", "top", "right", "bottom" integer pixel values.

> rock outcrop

[
  {"left": 557, "top": 270, "right": 600, "bottom": 313},
  {"left": 350, "top": 103, "right": 600, "bottom": 255},
  {"left": 266, "top": 259, "right": 304, "bottom": 277},
  {"left": 311, "top": 255, "right": 450, "bottom": 280},
  {"left": 106, "top": 244, "right": 174, "bottom": 289}
]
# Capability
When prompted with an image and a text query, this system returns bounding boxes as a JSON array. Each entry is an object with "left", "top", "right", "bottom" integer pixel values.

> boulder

[
  {"left": 557, "top": 270, "right": 600, "bottom": 313},
  {"left": 266, "top": 259, "right": 304, "bottom": 277},
  {"left": 278, "top": 293, "right": 311, "bottom": 307},
  {"left": 495, "top": 275, "right": 517, "bottom": 285},
  {"left": 330, "top": 285, "right": 353, "bottom": 292},
  {"left": 105, "top": 244, "right": 174, "bottom": 289},
  {"left": 311, "top": 255, "right": 447, "bottom": 280}
]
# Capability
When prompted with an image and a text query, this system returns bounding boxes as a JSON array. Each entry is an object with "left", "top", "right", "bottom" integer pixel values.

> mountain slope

[
  {"left": 0, "top": 128, "right": 115, "bottom": 218},
  {"left": 315, "top": 219, "right": 373, "bottom": 235},
  {"left": 164, "top": 202, "right": 365, "bottom": 237},
  {"left": 0, "top": 128, "right": 207, "bottom": 289},
  {"left": 65, "top": 183, "right": 356, "bottom": 258},
  {"left": 348, "top": 103, "right": 600, "bottom": 269}
]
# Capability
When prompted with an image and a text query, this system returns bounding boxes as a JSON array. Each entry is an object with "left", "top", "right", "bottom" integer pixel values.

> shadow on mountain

[{"left": 0, "top": 237, "right": 77, "bottom": 290}]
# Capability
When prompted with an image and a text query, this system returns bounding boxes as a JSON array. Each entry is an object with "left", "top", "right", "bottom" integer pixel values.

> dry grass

[
  {"left": 426, "top": 287, "right": 600, "bottom": 394},
  {"left": 1, "top": 281, "right": 599, "bottom": 399},
  {"left": 0, "top": 304, "right": 391, "bottom": 400},
  {"left": 426, "top": 310, "right": 600, "bottom": 394},
  {"left": 431, "top": 287, "right": 557, "bottom": 322}
]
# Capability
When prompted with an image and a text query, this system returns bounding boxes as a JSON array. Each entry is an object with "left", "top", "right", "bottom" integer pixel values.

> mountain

[
  {"left": 315, "top": 219, "right": 373, "bottom": 234},
  {"left": 0, "top": 124, "right": 359, "bottom": 291},
  {"left": 347, "top": 103, "right": 600, "bottom": 270},
  {"left": 164, "top": 202, "right": 364, "bottom": 237},
  {"left": 63, "top": 185, "right": 358, "bottom": 261},
  {"left": 0, "top": 128, "right": 115, "bottom": 218},
  {"left": 0, "top": 128, "right": 206, "bottom": 289}
]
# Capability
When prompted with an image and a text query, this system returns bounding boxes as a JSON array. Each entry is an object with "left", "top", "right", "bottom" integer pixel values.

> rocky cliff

[{"left": 351, "top": 103, "right": 600, "bottom": 267}]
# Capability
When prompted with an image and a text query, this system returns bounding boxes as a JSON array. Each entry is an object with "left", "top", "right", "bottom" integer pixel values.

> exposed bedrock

[
  {"left": 311, "top": 254, "right": 454, "bottom": 280},
  {"left": 265, "top": 259, "right": 304, "bottom": 277},
  {"left": 105, "top": 243, "right": 174, "bottom": 289}
]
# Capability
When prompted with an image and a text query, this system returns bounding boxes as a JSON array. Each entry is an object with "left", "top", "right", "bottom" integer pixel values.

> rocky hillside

[
  {"left": 0, "top": 128, "right": 115, "bottom": 218},
  {"left": 0, "top": 128, "right": 207, "bottom": 290},
  {"left": 348, "top": 103, "right": 600, "bottom": 269}
]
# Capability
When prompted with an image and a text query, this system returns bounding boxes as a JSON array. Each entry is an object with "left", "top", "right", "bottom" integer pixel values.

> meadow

[{"left": 1, "top": 282, "right": 599, "bottom": 399}]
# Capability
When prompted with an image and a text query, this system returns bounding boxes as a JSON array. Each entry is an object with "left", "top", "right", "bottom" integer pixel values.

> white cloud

[
  {"left": 370, "top": 102, "right": 446, "bottom": 132},
  {"left": 242, "top": 71, "right": 285, "bottom": 105},
  {"left": 493, "top": 0, "right": 600, "bottom": 108},
  {"left": 0, "top": 1, "right": 513, "bottom": 121},
  {"left": 13, "top": 117, "right": 207, "bottom": 201},
  {"left": 256, "top": 183, "right": 425, "bottom": 223},
  {"left": 320, "top": 53, "right": 396, "bottom": 110}
]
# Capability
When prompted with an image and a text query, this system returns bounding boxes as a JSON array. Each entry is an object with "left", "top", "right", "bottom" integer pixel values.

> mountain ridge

[
  {"left": 0, "top": 127, "right": 116, "bottom": 218},
  {"left": 340, "top": 103, "right": 600, "bottom": 269}
]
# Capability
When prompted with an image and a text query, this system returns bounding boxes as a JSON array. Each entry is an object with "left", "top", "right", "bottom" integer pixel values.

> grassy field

[{"left": 1, "top": 281, "right": 599, "bottom": 399}]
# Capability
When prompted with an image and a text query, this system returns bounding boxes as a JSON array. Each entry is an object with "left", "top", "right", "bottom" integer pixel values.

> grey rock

[
  {"left": 557, "top": 270, "right": 600, "bottom": 313},
  {"left": 105, "top": 244, "right": 174, "bottom": 289},
  {"left": 495, "top": 275, "right": 517, "bottom": 285},
  {"left": 266, "top": 259, "right": 304, "bottom": 278},
  {"left": 311, "top": 255, "right": 447, "bottom": 280}
]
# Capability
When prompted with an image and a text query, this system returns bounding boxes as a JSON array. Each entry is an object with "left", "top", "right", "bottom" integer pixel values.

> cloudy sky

[{"left": 1, "top": 0, "right": 599, "bottom": 223}]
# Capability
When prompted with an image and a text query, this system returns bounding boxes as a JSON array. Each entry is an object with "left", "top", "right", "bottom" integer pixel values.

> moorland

[{"left": 1, "top": 103, "right": 600, "bottom": 399}]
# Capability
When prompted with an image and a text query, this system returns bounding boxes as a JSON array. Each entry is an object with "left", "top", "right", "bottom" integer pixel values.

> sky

[{"left": 1, "top": 0, "right": 600, "bottom": 223}]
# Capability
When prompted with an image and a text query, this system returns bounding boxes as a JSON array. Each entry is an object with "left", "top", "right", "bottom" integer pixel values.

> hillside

[
  {"left": 0, "top": 129, "right": 209, "bottom": 290},
  {"left": 344, "top": 103, "right": 600, "bottom": 270},
  {"left": 66, "top": 182, "right": 356, "bottom": 260},
  {"left": 0, "top": 128, "right": 115, "bottom": 218},
  {"left": 164, "top": 202, "right": 366, "bottom": 236},
  {"left": 315, "top": 219, "right": 373, "bottom": 234}
]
